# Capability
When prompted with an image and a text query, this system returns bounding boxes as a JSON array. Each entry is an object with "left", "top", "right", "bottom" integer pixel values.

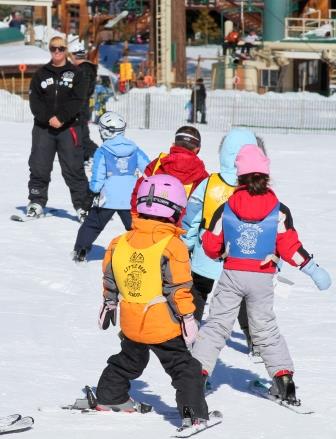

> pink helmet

[
  {"left": 235, "top": 144, "right": 270, "bottom": 176},
  {"left": 137, "top": 174, "right": 187, "bottom": 223}
]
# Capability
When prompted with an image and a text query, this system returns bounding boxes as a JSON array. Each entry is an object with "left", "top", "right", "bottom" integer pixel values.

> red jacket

[
  {"left": 131, "top": 145, "right": 209, "bottom": 213},
  {"left": 202, "top": 187, "right": 310, "bottom": 273}
]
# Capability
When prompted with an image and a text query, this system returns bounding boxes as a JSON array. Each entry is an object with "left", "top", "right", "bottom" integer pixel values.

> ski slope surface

[{"left": 0, "top": 121, "right": 335, "bottom": 438}]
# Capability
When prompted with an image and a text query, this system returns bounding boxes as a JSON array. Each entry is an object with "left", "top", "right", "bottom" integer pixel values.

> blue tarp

[{"left": 99, "top": 42, "right": 148, "bottom": 72}]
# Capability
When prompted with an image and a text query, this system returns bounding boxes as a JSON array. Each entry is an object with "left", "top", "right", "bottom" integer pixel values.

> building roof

[
  {"left": 0, "top": 28, "right": 24, "bottom": 44},
  {"left": 0, "top": 44, "right": 49, "bottom": 66}
]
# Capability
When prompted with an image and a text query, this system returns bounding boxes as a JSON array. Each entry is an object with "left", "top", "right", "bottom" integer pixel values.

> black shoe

[
  {"left": 72, "top": 248, "right": 88, "bottom": 263},
  {"left": 76, "top": 208, "right": 88, "bottom": 223},
  {"left": 270, "top": 373, "right": 299, "bottom": 405},
  {"left": 243, "top": 329, "right": 261, "bottom": 357}
]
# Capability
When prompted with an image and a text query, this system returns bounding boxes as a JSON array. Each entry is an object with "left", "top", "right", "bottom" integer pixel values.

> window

[{"left": 260, "top": 69, "right": 279, "bottom": 88}]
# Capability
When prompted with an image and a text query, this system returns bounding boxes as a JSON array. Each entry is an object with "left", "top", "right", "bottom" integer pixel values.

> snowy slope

[{"left": 1, "top": 121, "right": 336, "bottom": 438}]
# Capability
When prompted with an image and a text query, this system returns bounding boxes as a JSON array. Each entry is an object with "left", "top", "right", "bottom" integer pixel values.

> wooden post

[
  {"left": 1, "top": 70, "right": 7, "bottom": 91},
  {"left": 149, "top": 0, "right": 157, "bottom": 82},
  {"left": 79, "top": 0, "right": 89, "bottom": 40},
  {"left": 196, "top": 56, "right": 201, "bottom": 80},
  {"left": 171, "top": 0, "right": 186, "bottom": 86},
  {"left": 21, "top": 71, "right": 24, "bottom": 98}
]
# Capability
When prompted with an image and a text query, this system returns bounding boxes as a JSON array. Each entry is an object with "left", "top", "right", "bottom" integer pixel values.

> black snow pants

[
  {"left": 191, "top": 271, "right": 249, "bottom": 330},
  {"left": 96, "top": 335, "right": 209, "bottom": 420},
  {"left": 74, "top": 207, "right": 132, "bottom": 251},
  {"left": 28, "top": 125, "right": 89, "bottom": 210}
]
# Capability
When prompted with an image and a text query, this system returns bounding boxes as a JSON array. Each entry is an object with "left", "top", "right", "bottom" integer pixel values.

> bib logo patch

[
  {"left": 236, "top": 224, "right": 262, "bottom": 255},
  {"left": 209, "top": 186, "right": 231, "bottom": 204},
  {"left": 124, "top": 252, "right": 147, "bottom": 297},
  {"left": 116, "top": 157, "right": 130, "bottom": 173}
]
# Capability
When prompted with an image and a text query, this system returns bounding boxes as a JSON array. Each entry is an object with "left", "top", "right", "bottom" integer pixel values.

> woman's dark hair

[{"left": 238, "top": 173, "right": 269, "bottom": 195}]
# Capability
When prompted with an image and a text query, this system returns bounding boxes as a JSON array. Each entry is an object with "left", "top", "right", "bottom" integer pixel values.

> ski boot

[
  {"left": 72, "top": 248, "right": 88, "bottom": 263},
  {"left": 76, "top": 208, "right": 88, "bottom": 223},
  {"left": 26, "top": 202, "right": 43, "bottom": 218},
  {"left": 269, "top": 370, "right": 300, "bottom": 406},
  {"left": 85, "top": 386, "right": 97, "bottom": 409},
  {"left": 96, "top": 398, "right": 152, "bottom": 414},
  {"left": 179, "top": 407, "right": 207, "bottom": 431}
]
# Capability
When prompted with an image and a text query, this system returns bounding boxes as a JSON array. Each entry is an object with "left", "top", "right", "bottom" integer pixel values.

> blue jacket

[
  {"left": 90, "top": 134, "right": 150, "bottom": 209},
  {"left": 182, "top": 128, "right": 257, "bottom": 280}
]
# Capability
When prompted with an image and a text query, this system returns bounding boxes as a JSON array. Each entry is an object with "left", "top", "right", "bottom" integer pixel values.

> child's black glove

[
  {"left": 98, "top": 299, "right": 118, "bottom": 330},
  {"left": 82, "top": 191, "right": 100, "bottom": 212}
]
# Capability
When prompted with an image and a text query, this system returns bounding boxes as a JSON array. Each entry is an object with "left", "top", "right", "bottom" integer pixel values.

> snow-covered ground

[{"left": 1, "top": 121, "right": 336, "bottom": 438}]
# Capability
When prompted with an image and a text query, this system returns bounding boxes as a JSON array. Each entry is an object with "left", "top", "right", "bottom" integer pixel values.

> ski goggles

[{"left": 50, "top": 46, "right": 67, "bottom": 53}]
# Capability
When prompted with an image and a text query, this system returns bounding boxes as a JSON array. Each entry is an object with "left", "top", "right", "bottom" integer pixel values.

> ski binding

[
  {"left": 173, "top": 410, "right": 223, "bottom": 437},
  {"left": 249, "top": 379, "right": 314, "bottom": 414}
]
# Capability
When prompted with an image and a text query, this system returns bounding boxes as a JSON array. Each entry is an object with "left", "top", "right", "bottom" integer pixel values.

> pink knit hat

[{"left": 235, "top": 144, "right": 270, "bottom": 176}]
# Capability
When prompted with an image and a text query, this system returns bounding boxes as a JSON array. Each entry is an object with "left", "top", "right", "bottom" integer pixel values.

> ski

[
  {"left": 39, "top": 404, "right": 181, "bottom": 419},
  {"left": 0, "top": 415, "right": 21, "bottom": 429},
  {"left": 172, "top": 410, "right": 223, "bottom": 438},
  {"left": 42, "top": 383, "right": 153, "bottom": 415},
  {"left": 10, "top": 208, "right": 58, "bottom": 222},
  {"left": 60, "top": 400, "right": 153, "bottom": 414},
  {"left": 249, "top": 380, "right": 314, "bottom": 414},
  {"left": 0, "top": 416, "right": 34, "bottom": 435}
]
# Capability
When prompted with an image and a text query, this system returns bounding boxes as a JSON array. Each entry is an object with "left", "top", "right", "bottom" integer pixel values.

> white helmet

[
  {"left": 98, "top": 111, "right": 126, "bottom": 140},
  {"left": 69, "top": 40, "right": 86, "bottom": 58}
]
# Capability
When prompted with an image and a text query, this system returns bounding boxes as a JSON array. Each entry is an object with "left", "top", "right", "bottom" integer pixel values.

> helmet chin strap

[{"left": 137, "top": 195, "right": 183, "bottom": 220}]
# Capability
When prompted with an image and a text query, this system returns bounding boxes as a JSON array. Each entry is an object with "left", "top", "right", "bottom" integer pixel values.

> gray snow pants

[{"left": 192, "top": 269, "right": 294, "bottom": 378}]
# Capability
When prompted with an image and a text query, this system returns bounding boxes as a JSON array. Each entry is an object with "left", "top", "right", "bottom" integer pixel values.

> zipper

[{"left": 54, "top": 76, "right": 59, "bottom": 113}]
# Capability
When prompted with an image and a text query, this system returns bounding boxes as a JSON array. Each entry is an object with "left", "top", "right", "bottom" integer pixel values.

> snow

[
  {"left": 0, "top": 120, "right": 335, "bottom": 438},
  {"left": 0, "top": 44, "right": 50, "bottom": 66}
]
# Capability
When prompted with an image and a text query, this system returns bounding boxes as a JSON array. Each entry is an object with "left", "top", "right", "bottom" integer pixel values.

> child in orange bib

[{"left": 96, "top": 174, "right": 212, "bottom": 429}]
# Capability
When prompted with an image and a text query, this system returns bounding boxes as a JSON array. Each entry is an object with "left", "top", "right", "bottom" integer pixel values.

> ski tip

[
  {"left": 10, "top": 215, "right": 24, "bottom": 222},
  {"left": 209, "top": 410, "right": 223, "bottom": 419},
  {"left": 15, "top": 416, "right": 34, "bottom": 424}
]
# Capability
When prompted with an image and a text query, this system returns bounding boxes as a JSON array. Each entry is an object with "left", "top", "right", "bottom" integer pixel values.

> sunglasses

[{"left": 50, "top": 46, "right": 67, "bottom": 53}]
